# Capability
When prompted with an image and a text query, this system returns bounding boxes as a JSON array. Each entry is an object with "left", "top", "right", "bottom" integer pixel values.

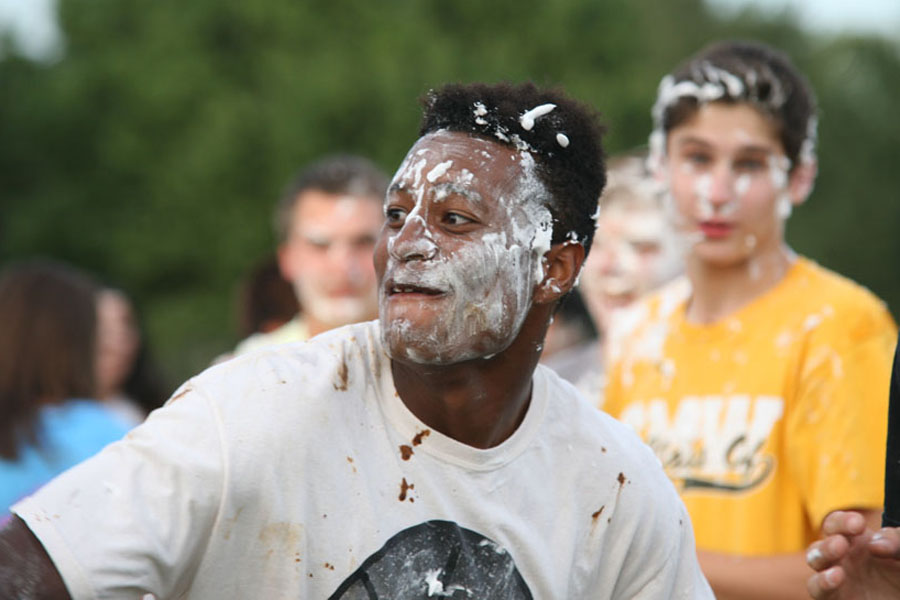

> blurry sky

[
  {"left": 706, "top": 0, "right": 900, "bottom": 38},
  {"left": 0, "top": 0, "right": 62, "bottom": 61},
  {"left": 1, "top": 0, "right": 898, "bottom": 62}
]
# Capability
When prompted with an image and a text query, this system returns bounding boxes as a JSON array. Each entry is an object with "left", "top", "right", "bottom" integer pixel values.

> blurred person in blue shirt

[{"left": 0, "top": 259, "right": 130, "bottom": 522}]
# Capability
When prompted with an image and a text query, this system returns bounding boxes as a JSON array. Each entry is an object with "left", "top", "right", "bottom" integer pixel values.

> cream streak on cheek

[{"left": 768, "top": 154, "right": 793, "bottom": 220}]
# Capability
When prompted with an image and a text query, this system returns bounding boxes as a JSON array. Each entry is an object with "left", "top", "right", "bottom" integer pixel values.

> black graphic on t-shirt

[{"left": 328, "top": 520, "right": 533, "bottom": 599}]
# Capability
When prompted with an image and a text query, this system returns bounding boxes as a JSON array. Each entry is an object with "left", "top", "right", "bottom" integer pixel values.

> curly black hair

[
  {"left": 653, "top": 40, "right": 817, "bottom": 170},
  {"left": 419, "top": 82, "right": 606, "bottom": 255}
]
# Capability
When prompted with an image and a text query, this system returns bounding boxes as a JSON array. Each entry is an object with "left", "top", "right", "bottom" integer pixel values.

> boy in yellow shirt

[{"left": 602, "top": 40, "right": 897, "bottom": 599}]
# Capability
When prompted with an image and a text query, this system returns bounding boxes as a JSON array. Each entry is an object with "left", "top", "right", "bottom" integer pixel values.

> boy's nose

[{"left": 708, "top": 165, "right": 735, "bottom": 206}]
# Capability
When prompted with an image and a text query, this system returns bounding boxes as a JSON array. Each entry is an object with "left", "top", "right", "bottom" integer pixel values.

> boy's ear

[
  {"left": 533, "top": 242, "right": 586, "bottom": 305},
  {"left": 789, "top": 161, "right": 817, "bottom": 206}
]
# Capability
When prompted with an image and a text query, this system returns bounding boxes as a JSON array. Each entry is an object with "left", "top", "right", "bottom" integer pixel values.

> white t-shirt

[{"left": 15, "top": 320, "right": 711, "bottom": 599}]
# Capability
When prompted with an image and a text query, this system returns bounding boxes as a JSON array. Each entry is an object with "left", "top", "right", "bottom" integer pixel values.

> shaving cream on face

[
  {"left": 378, "top": 130, "right": 554, "bottom": 365},
  {"left": 769, "top": 154, "right": 793, "bottom": 220},
  {"left": 694, "top": 174, "right": 714, "bottom": 220}
]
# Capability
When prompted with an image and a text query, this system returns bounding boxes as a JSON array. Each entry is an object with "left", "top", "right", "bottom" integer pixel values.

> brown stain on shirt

[
  {"left": 257, "top": 522, "right": 304, "bottom": 564},
  {"left": 169, "top": 384, "right": 194, "bottom": 403},
  {"left": 399, "top": 445, "right": 414, "bottom": 460},
  {"left": 412, "top": 429, "right": 431, "bottom": 446},
  {"left": 333, "top": 360, "right": 349, "bottom": 391},
  {"left": 398, "top": 477, "right": 414, "bottom": 501},
  {"left": 592, "top": 506, "right": 605, "bottom": 520},
  {"left": 222, "top": 506, "right": 245, "bottom": 540}
]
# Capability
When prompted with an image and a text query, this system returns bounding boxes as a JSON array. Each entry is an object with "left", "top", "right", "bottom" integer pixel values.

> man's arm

[
  {"left": 806, "top": 512, "right": 900, "bottom": 599},
  {"left": 699, "top": 549, "right": 811, "bottom": 600},
  {"left": 701, "top": 509, "right": 882, "bottom": 600},
  {"left": 0, "top": 516, "right": 71, "bottom": 600}
]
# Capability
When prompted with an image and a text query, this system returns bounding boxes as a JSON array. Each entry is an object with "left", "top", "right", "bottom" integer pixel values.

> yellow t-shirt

[{"left": 602, "top": 258, "right": 897, "bottom": 555}]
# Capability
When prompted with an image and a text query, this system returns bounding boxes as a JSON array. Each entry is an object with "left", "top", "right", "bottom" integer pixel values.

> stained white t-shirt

[{"left": 15, "top": 320, "right": 711, "bottom": 599}]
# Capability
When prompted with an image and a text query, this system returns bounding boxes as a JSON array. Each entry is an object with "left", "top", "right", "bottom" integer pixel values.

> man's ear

[
  {"left": 277, "top": 242, "right": 299, "bottom": 284},
  {"left": 533, "top": 242, "right": 586, "bottom": 305},
  {"left": 789, "top": 160, "right": 817, "bottom": 207}
]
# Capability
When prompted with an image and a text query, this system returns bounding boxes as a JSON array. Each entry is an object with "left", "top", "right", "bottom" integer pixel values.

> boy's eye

[
  {"left": 630, "top": 240, "right": 661, "bottom": 255},
  {"left": 734, "top": 158, "right": 766, "bottom": 172},
  {"left": 385, "top": 207, "right": 408, "bottom": 226}
]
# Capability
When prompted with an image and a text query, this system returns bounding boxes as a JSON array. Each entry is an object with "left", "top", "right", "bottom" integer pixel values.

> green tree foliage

[{"left": 1, "top": 0, "right": 897, "bottom": 383}]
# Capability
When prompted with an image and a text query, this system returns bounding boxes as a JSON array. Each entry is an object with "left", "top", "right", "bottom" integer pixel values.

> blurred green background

[{"left": 2, "top": 0, "right": 898, "bottom": 386}]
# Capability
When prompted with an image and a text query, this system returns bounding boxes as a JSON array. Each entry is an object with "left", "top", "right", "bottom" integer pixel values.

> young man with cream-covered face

[
  {"left": 232, "top": 155, "right": 387, "bottom": 356},
  {"left": 0, "top": 82, "right": 711, "bottom": 599},
  {"left": 602, "top": 41, "right": 897, "bottom": 599}
]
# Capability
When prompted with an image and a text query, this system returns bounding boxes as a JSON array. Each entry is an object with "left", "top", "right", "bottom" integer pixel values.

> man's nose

[{"left": 388, "top": 215, "right": 438, "bottom": 262}]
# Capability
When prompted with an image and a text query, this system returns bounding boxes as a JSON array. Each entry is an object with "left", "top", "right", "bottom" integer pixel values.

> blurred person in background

[
  {"left": 602, "top": 40, "right": 897, "bottom": 598},
  {"left": 95, "top": 287, "right": 170, "bottom": 425},
  {"left": 235, "top": 254, "right": 300, "bottom": 340},
  {"left": 542, "top": 152, "right": 681, "bottom": 399},
  {"left": 539, "top": 288, "right": 598, "bottom": 385},
  {"left": 232, "top": 154, "right": 388, "bottom": 355},
  {"left": 0, "top": 260, "right": 130, "bottom": 522}
]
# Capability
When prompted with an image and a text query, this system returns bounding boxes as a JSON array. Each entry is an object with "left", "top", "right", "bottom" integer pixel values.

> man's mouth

[{"left": 387, "top": 282, "right": 446, "bottom": 296}]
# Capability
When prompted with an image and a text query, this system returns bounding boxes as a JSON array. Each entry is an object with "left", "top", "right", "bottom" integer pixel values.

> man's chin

[
  {"left": 306, "top": 297, "right": 377, "bottom": 328},
  {"left": 380, "top": 322, "right": 510, "bottom": 367}
]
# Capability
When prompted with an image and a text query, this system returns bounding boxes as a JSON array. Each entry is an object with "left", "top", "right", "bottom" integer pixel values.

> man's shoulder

[
  {"left": 194, "top": 321, "right": 388, "bottom": 417},
  {"left": 604, "top": 276, "right": 690, "bottom": 369},
  {"left": 538, "top": 366, "right": 662, "bottom": 469},
  {"left": 614, "top": 276, "right": 690, "bottom": 337},
  {"left": 794, "top": 258, "right": 886, "bottom": 308},
  {"left": 232, "top": 316, "right": 310, "bottom": 356},
  {"left": 788, "top": 258, "right": 896, "bottom": 337}
]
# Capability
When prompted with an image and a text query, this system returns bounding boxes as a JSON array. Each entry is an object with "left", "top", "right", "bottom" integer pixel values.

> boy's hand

[{"left": 806, "top": 511, "right": 900, "bottom": 598}]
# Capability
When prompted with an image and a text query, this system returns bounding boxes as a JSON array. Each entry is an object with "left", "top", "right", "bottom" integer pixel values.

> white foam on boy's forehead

[
  {"left": 648, "top": 61, "right": 813, "bottom": 164},
  {"left": 426, "top": 160, "right": 453, "bottom": 183}
]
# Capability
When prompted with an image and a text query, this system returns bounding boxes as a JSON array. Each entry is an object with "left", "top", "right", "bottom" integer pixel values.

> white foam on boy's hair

[
  {"left": 799, "top": 116, "right": 818, "bottom": 165},
  {"left": 519, "top": 103, "right": 556, "bottom": 131},
  {"left": 556, "top": 133, "right": 570, "bottom": 148}
]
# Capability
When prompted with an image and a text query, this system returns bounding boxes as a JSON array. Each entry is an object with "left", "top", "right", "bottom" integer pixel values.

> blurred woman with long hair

[{"left": 0, "top": 259, "right": 130, "bottom": 521}]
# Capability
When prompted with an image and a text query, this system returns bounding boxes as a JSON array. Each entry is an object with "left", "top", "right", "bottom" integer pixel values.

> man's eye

[
  {"left": 686, "top": 153, "right": 711, "bottom": 166},
  {"left": 444, "top": 212, "right": 474, "bottom": 227},
  {"left": 305, "top": 238, "right": 330, "bottom": 250},
  {"left": 385, "top": 207, "right": 408, "bottom": 226}
]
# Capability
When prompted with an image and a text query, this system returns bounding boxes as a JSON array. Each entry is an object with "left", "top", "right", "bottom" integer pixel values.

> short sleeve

[
  {"left": 12, "top": 381, "right": 225, "bottom": 600},
  {"left": 610, "top": 487, "right": 713, "bottom": 599},
  {"left": 787, "top": 307, "right": 897, "bottom": 529}
]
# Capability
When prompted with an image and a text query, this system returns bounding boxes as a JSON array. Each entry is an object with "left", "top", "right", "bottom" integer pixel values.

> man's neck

[
  {"left": 390, "top": 317, "right": 548, "bottom": 450},
  {"left": 306, "top": 317, "right": 327, "bottom": 338},
  {"left": 685, "top": 244, "right": 795, "bottom": 325}
]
